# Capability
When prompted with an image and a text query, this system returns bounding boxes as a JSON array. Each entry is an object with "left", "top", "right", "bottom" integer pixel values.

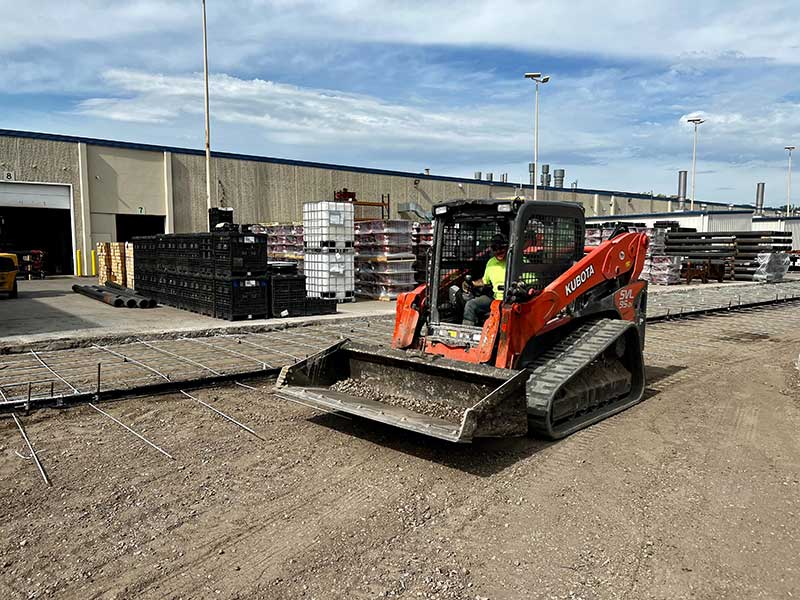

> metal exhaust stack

[
  {"left": 678, "top": 170, "right": 688, "bottom": 211},
  {"left": 553, "top": 169, "right": 565, "bottom": 188},
  {"left": 755, "top": 182, "right": 765, "bottom": 216}
]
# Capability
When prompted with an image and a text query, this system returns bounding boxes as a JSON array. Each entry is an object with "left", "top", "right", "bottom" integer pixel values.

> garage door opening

[
  {"left": 0, "top": 207, "right": 73, "bottom": 275},
  {"left": 115, "top": 214, "right": 165, "bottom": 242}
]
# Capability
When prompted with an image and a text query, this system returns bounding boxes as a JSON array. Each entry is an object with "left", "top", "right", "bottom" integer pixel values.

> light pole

[
  {"left": 786, "top": 145, "right": 796, "bottom": 217},
  {"left": 687, "top": 116, "right": 704, "bottom": 211},
  {"left": 202, "top": 0, "right": 212, "bottom": 229},
  {"left": 524, "top": 72, "right": 550, "bottom": 201}
]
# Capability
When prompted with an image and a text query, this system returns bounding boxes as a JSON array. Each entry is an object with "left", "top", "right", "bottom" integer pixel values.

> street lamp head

[
  {"left": 524, "top": 72, "right": 542, "bottom": 79},
  {"left": 687, "top": 117, "right": 705, "bottom": 125},
  {"left": 785, "top": 145, "right": 796, "bottom": 151},
  {"left": 541, "top": 75, "right": 551, "bottom": 83}
]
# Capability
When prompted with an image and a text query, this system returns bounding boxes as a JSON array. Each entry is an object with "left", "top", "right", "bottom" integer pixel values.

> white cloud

[
  {"left": 3, "top": 1, "right": 799, "bottom": 64},
  {"left": 76, "top": 69, "right": 528, "bottom": 149}
]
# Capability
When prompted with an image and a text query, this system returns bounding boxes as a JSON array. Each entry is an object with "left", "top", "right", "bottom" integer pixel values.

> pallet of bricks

[
  {"left": 132, "top": 232, "right": 270, "bottom": 320},
  {"left": 355, "top": 220, "right": 416, "bottom": 301},
  {"left": 412, "top": 221, "right": 433, "bottom": 284},
  {"left": 265, "top": 222, "right": 304, "bottom": 273},
  {"left": 298, "top": 201, "right": 352, "bottom": 313},
  {"left": 663, "top": 227, "right": 735, "bottom": 283},
  {"left": 732, "top": 231, "right": 792, "bottom": 282},
  {"left": 641, "top": 222, "right": 681, "bottom": 285},
  {"left": 95, "top": 242, "right": 128, "bottom": 286}
]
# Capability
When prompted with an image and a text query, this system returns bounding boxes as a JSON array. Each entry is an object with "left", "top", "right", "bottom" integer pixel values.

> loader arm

[{"left": 495, "top": 231, "right": 648, "bottom": 368}]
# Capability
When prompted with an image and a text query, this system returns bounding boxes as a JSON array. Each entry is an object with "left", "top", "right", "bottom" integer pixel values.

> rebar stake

[{"left": 12, "top": 413, "right": 51, "bottom": 486}]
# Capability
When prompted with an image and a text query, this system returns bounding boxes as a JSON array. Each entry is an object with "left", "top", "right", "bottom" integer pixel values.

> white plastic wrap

[{"left": 753, "top": 252, "right": 790, "bottom": 282}]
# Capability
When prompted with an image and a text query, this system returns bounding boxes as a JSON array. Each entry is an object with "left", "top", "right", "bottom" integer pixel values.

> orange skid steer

[{"left": 276, "top": 199, "right": 649, "bottom": 442}]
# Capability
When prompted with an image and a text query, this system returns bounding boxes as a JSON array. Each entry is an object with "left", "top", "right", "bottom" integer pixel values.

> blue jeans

[{"left": 463, "top": 294, "right": 493, "bottom": 326}]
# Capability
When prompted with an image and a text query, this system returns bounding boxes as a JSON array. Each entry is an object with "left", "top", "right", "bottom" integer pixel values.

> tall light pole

[
  {"left": 786, "top": 145, "right": 796, "bottom": 217},
  {"left": 202, "top": 0, "right": 212, "bottom": 229},
  {"left": 524, "top": 72, "right": 550, "bottom": 201},
  {"left": 687, "top": 116, "right": 705, "bottom": 211}
]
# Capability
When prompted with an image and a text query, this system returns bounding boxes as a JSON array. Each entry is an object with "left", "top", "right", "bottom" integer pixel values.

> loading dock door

[
  {"left": 0, "top": 183, "right": 73, "bottom": 275},
  {"left": 115, "top": 214, "right": 165, "bottom": 242}
]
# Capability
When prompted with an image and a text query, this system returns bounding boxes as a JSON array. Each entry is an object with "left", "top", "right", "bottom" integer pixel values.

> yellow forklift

[{"left": 0, "top": 253, "right": 19, "bottom": 298}]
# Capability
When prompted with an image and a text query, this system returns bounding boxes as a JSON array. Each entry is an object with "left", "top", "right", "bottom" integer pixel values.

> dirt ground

[{"left": 1, "top": 304, "right": 799, "bottom": 600}]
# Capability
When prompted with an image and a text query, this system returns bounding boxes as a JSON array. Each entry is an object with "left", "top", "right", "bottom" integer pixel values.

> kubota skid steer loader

[{"left": 276, "top": 198, "right": 649, "bottom": 442}]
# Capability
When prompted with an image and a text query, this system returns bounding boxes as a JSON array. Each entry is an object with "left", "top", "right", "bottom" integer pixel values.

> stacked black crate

[{"left": 133, "top": 232, "right": 269, "bottom": 321}]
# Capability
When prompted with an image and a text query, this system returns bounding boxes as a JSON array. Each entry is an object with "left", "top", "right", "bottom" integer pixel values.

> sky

[{"left": 2, "top": 1, "right": 800, "bottom": 207}]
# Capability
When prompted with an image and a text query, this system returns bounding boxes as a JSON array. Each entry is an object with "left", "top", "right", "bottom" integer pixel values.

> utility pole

[
  {"left": 524, "top": 72, "right": 550, "bottom": 201},
  {"left": 202, "top": 0, "right": 212, "bottom": 229},
  {"left": 687, "top": 116, "right": 705, "bottom": 211},
  {"left": 786, "top": 146, "right": 796, "bottom": 217}
]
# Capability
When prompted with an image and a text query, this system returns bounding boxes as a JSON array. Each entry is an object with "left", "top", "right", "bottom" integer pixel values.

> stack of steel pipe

[{"left": 72, "top": 282, "right": 157, "bottom": 308}]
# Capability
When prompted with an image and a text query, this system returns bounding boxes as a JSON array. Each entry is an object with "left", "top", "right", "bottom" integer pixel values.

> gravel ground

[
  {"left": 1, "top": 304, "right": 799, "bottom": 599},
  {"left": 331, "top": 377, "right": 468, "bottom": 423}
]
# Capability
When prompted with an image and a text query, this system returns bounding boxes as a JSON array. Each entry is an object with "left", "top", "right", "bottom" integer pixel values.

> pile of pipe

[{"left": 72, "top": 281, "right": 157, "bottom": 308}]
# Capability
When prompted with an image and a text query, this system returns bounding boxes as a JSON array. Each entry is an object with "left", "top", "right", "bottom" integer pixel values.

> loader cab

[{"left": 428, "top": 199, "right": 584, "bottom": 327}]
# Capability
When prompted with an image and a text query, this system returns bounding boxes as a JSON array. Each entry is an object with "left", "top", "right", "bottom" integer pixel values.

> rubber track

[{"left": 525, "top": 318, "right": 643, "bottom": 439}]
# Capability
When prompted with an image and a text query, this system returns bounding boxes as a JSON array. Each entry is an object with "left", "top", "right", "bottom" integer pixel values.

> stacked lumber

[
  {"left": 124, "top": 242, "right": 135, "bottom": 289},
  {"left": 96, "top": 242, "right": 112, "bottom": 285},
  {"left": 96, "top": 242, "right": 127, "bottom": 285}
]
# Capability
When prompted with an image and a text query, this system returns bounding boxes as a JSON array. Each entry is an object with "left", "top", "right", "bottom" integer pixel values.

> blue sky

[{"left": 2, "top": 1, "right": 800, "bottom": 206}]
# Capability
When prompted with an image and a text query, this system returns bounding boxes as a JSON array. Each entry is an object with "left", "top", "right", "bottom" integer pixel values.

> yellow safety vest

[{"left": 483, "top": 257, "right": 506, "bottom": 300}]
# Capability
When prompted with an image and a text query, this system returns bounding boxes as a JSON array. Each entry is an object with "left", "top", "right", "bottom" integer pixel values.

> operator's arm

[{"left": 463, "top": 259, "right": 492, "bottom": 290}]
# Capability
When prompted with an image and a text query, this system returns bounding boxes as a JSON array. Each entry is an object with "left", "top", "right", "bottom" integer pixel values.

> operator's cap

[{"left": 490, "top": 233, "right": 509, "bottom": 250}]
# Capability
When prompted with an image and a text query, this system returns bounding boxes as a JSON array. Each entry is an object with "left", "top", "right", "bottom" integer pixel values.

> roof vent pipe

[
  {"left": 677, "top": 170, "right": 688, "bottom": 211},
  {"left": 528, "top": 163, "right": 535, "bottom": 186},
  {"left": 553, "top": 168, "right": 565, "bottom": 188},
  {"left": 540, "top": 164, "right": 551, "bottom": 187},
  {"left": 501, "top": 173, "right": 508, "bottom": 183},
  {"left": 424, "top": 168, "right": 430, "bottom": 176},
  {"left": 755, "top": 182, "right": 765, "bottom": 215},
  {"left": 474, "top": 171, "right": 482, "bottom": 180},
  {"left": 486, "top": 172, "right": 493, "bottom": 182}
]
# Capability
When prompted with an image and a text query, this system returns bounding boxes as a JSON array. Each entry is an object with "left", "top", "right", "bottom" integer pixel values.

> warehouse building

[{"left": 0, "top": 128, "right": 768, "bottom": 275}]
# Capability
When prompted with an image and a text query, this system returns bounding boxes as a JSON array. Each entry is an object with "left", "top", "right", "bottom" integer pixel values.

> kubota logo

[{"left": 565, "top": 265, "right": 595, "bottom": 295}]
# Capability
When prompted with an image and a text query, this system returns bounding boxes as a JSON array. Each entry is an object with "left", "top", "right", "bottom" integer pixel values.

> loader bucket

[{"left": 274, "top": 341, "right": 529, "bottom": 443}]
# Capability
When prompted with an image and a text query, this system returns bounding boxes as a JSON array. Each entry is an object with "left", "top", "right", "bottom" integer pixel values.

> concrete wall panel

[{"left": 87, "top": 146, "right": 164, "bottom": 216}]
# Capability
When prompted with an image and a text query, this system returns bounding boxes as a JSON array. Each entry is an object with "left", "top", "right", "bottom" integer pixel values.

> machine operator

[{"left": 462, "top": 233, "right": 508, "bottom": 327}]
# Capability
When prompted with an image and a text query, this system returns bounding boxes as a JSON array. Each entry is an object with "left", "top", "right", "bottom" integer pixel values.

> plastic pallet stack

[
  {"left": 266, "top": 223, "right": 305, "bottom": 272},
  {"left": 412, "top": 222, "right": 433, "bottom": 284},
  {"left": 303, "top": 202, "right": 355, "bottom": 302},
  {"left": 133, "top": 232, "right": 270, "bottom": 321},
  {"left": 355, "top": 220, "right": 416, "bottom": 301},
  {"left": 733, "top": 231, "right": 793, "bottom": 282}
]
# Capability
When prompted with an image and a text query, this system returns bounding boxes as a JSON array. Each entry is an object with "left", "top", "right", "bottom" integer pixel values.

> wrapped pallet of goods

[
  {"left": 640, "top": 227, "right": 681, "bottom": 285},
  {"left": 355, "top": 220, "right": 416, "bottom": 300},
  {"left": 733, "top": 231, "right": 793, "bottom": 281},
  {"left": 266, "top": 223, "right": 304, "bottom": 272},
  {"left": 303, "top": 201, "right": 354, "bottom": 303}
]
